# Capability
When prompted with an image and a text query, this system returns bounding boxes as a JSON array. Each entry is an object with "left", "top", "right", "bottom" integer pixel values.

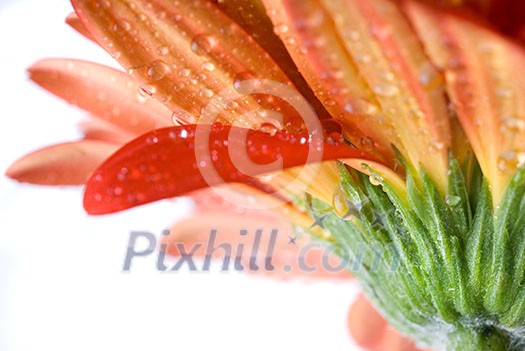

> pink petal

[{"left": 348, "top": 294, "right": 429, "bottom": 351}]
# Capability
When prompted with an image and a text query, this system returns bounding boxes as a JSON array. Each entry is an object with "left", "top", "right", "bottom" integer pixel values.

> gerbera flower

[{"left": 7, "top": 0, "right": 525, "bottom": 350}]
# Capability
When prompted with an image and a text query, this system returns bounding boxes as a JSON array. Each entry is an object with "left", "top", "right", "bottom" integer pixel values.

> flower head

[{"left": 7, "top": 0, "right": 525, "bottom": 350}]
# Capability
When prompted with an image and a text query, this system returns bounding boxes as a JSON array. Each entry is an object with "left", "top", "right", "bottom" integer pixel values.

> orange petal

[
  {"left": 6, "top": 140, "right": 119, "bottom": 185},
  {"left": 163, "top": 189, "right": 353, "bottom": 280},
  {"left": 29, "top": 59, "right": 171, "bottom": 135},
  {"left": 214, "top": 0, "right": 332, "bottom": 121},
  {"left": 405, "top": 1, "right": 525, "bottom": 204},
  {"left": 262, "top": 0, "right": 452, "bottom": 191},
  {"left": 65, "top": 12, "right": 97, "bottom": 43},
  {"left": 71, "top": 0, "right": 304, "bottom": 129}
]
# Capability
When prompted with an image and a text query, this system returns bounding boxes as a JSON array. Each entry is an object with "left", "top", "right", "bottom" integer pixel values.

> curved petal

[
  {"left": 261, "top": 0, "right": 452, "bottom": 191},
  {"left": 71, "top": 0, "right": 306, "bottom": 129},
  {"left": 65, "top": 12, "right": 97, "bottom": 43},
  {"left": 405, "top": 1, "right": 525, "bottom": 204},
  {"left": 83, "top": 124, "right": 378, "bottom": 214},
  {"left": 29, "top": 59, "right": 171, "bottom": 135},
  {"left": 6, "top": 140, "right": 119, "bottom": 185}
]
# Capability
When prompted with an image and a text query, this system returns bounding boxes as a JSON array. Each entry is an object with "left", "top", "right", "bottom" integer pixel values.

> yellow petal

[
  {"left": 406, "top": 1, "right": 525, "bottom": 204},
  {"left": 261, "top": 0, "right": 452, "bottom": 192}
]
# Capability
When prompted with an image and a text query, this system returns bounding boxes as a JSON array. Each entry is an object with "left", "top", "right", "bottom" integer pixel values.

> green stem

[{"left": 448, "top": 325, "right": 512, "bottom": 351}]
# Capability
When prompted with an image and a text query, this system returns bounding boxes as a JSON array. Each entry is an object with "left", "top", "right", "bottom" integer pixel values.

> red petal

[
  {"left": 6, "top": 140, "right": 119, "bottom": 185},
  {"left": 83, "top": 124, "right": 376, "bottom": 214}
]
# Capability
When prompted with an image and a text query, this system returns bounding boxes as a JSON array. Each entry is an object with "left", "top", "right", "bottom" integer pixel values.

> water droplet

[
  {"left": 138, "top": 84, "right": 156, "bottom": 97},
  {"left": 178, "top": 68, "right": 191, "bottom": 78},
  {"left": 344, "top": 99, "right": 378, "bottom": 116},
  {"left": 112, "top": 19, "right": 131, "bottom": 33},
  {"left": 258, "top": 123, "right": 278, "bottom": 136},
  {"left": 157, "top": 46, "right": 169, "bottom": 56},
  {"left": 498, "top": 150, "right": 517, "bottom": 173},
  {"left": 146, "top": 60, "right": 170, "bottom": 81},
  {"left": 324, "top": 99, "right": 336, "bottom": 107},
  {"left": 359, "top": 137, "right": 374, "bottom": 150},
  {"left": 419, "top": 62, "right": 444, "bottom": 89},
  {"left": 191, "top": 34, "right": 217, "bottom": 55},
  {"left": 233, "top": 71, "right": 258, "bottom": 92},
  {"left": 501, "top": 116, "right": 525, "bottom": 131},
  {"left": 199, "top": 88, "right": 214, "bottom": 98},
  {"left": 430, "top": 140, "right": 445, "bottom": 151},
  {"left": 445, "top": 195, "right": 461, "bottom": 206},
  {"left": 518, "top": 153, "right": 525, "bottom": 167},
  {"left": 373, "top": 83, "right": 399, "bottom": 97},
  {"left": 274, "top": 23, "right": 289, "bottom": 35},
  {"left": 369, "top": 174, "right": 382, "bottom": 186},
  {"left": 332, "top": 188, "right": 352, "bottom": 220},
  {"left": 171, "top": 109, "right": 195, "bottom": 124},
  {"left": 201, "top": 62, "right": 215, "bottom": 72}
]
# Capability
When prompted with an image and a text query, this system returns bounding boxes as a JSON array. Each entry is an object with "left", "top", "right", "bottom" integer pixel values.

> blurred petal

[
  {"left": 6, "top": 140, "right": 119, "bottom": 185},
  {"left": 29, "top": 59, "right": 171, "bottom": 134},
  {"left": 262, "top": 0, "right": 452, "bottom": 191},
  {"left": 72, "top": 0, "right": 305, "bottom": 129},
  {"left": 348, "top": 293, "right": 388, "bottom": 349},
  {"left": 65, "top": 12, "right": 97, "bottom": 43},
  {"left": 405, "top": 1, "right": 525, "bottom": 204},
  {"left": 83, "top": 124, "right": 377, "bottom": 214},
  {"left": 163, "top": 190, "right": 353, "bottom": 279},
  {"left": 348, "top": 294, "right": 425, "bottom": 351}
]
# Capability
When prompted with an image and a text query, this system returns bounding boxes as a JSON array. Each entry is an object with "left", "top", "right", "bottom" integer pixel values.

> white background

[{"left": 0, "top": 1, "right": 361, "bottom": 350}]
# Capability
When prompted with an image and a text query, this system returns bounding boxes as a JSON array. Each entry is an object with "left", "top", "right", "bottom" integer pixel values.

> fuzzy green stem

[{"left": 448, "top": 326, "right": 512, "bottom": 351}]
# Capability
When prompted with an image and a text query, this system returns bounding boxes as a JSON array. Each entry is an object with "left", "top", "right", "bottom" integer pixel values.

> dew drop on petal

[
  {"left": 445, "top": 195, "right": 461, "bottom": 207},
  {"left": 369, "top": 174, "right": 382, "bottom": 186},
  {"left": 199, "top": 88, "right": 214, "bottom": 98},
  {"left": 191, "top": 34, "right": 217, "bottom": 55},
  {"left": 138, "top": 84, "right": 156, "bottom": 97},
  {"left": 146, "top": 60, "right": 171, "bottom": 81},
  {"left": 258, "top": 122, "right": 278, "bottom": 136},
  {"left": 358, "top": 136, "right": 374, "bottom": 150},
  {"left": 201, "top": 62, "right": 215, "bottom": 72},
  {"left": 156, "top": 46, "right": 169, "bottom": 56},
  {"left": 332, "top": 187, "right": 352, "bottom": 220},
  {"left": 498, "top": 150, "right": 517, "bottom": 174},
  {"left": 171, "top": 109, "right": 195, "bottom": 124},
  {"left": 274, "top": 23, "right": 289, "bottom": 35},
  {"left": 178, "top": 68, "right": 191, "bottom": 78},
  {"left": 373, "top": 83, "right": 399, "bottom": 97}
]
